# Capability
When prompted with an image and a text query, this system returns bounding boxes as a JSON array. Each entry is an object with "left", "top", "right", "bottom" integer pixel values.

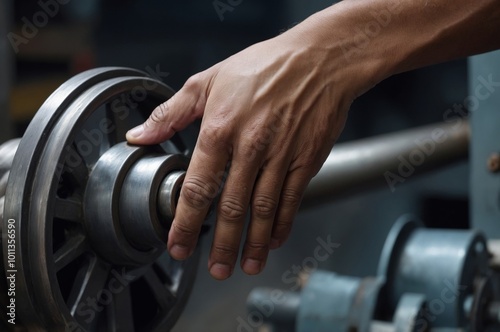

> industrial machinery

[
  {"left": 248, "top": 216, "right": 500, "bottom": 332},
  {"left": 247, "top": 51, "right": 500, "bottom": 331},
  {"left": 0, "top": 68, "right": 202, "bottom": 331},
  {"left": 0, "top": 50, "right": 497, "bottom": 331}
]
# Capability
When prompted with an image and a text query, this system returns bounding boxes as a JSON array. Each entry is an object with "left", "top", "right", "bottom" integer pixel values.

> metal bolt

[{"left": 488, "top": 153, "right": 500, "bottom": 173}]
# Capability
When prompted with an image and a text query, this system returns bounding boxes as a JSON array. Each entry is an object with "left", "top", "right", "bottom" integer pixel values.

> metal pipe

[
  {"left": 247, "top": 288, "right": 300, "bottom": 331},
  {"left": 1, "top": 121, "right": 469, "bottom": 210},
  {"left": 302, "top": 121, "right": 470, "bottom": 208}
]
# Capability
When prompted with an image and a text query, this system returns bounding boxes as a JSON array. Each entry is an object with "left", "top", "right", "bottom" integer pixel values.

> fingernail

[
  {"left": 127, "top": 125, "right": 144, "bottom": 138},
  {"left": 170, "top": 244, "right": 190, "bottom": 259},
  {"left": 243, "top": 259, "right": 262, "bottom": 275},
  {"left": 270, "top": 238, "right": 280, "bottom": 250},
  {"left": 210, "top": 263, "right": 233, "bottom": 280}
]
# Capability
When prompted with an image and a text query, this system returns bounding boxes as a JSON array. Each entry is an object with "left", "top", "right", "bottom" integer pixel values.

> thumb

[{"left": 126, "top": 75, "right": 206, "bottom": 145}]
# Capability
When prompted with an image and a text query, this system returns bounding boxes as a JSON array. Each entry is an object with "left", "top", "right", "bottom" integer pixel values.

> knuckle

[
  {"left": 273, "top": 220, "right": 293, "bottom": 240},
  {"left": 280, "top": 188, "right": 303, "bottom": 209},
  {"left": 198, "top": 125, "right": 231, "bottom": 153},
  {"left": 172, "top": 222, "right": 199, "bottom": 240},
  {"left": 252, "top": 194, "right": 278, "bottom": 219},
  {"left": 219, "top": 195, "right": 247, "bottom": 222},
  {"left": 245, "top": 241, "right": 269, "bottom": 253},
  {"left": 184, "top": 74, "right": 202, "bottom": 92},
  {"left": 238, "top": 139, "right": 260, "bottom": 157},
  {"left": 181, "top": 176, "right": 216, "bottom": 209},
  {"left": 212, "top": 243, "right": 238, "bottom": 260},
  {"left": 148, "top": 101, "right": 169, "bottom": 125},
  {"left": 292, "top": 148, "right": 321, "bottom": 171}
]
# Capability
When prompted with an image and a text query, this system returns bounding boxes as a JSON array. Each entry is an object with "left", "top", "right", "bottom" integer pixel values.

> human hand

[
  {"left": 126, "top": 21, "right": 361, "bottom": 280},
  {"left": 127, "top": 0, "right": 500, "bottom": 280}
]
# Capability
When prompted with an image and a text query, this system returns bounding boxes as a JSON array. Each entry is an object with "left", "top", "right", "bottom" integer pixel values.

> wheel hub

[
  {"left": 84, "top": 142, "right": 188, "bottom": 266},
  {"left": 1, "top": 67, "right": 203, "bottom": 331}
]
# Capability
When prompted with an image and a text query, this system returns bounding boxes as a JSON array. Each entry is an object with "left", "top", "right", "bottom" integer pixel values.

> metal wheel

[{"left": 2, "top": 68, "right": 200, "bottom": 331}]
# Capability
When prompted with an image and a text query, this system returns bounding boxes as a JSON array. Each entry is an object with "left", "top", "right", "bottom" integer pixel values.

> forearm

[
  {"left": 128, "top": 0, "right": 499, "bottom": 280},
  {"left": 280, "top": 0, "right": 500, "bottom": 96}
]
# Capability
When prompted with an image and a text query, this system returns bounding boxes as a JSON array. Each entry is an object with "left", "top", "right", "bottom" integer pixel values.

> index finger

[{"left": 167, "top": 125, "right": 231, "bottom": 260}]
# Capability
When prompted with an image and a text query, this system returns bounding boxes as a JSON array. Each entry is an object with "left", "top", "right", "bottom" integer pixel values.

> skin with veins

[{"left": 127, "top": 0, "right": 500, "bottom": 280}]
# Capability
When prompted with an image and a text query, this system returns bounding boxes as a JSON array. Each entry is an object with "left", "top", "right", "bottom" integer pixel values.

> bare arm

[{"left": 127, "top": 0, "right": 500, "bottom": 280}]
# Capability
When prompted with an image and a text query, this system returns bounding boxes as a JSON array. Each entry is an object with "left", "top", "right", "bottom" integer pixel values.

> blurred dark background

[{"left": 3, "top": 1, "right": 469, "bottom": 331}]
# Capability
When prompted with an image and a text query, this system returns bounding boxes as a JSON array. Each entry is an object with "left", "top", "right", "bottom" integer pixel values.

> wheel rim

[{"left": 3, "top": 68, "right": 200, "bottom": 331}]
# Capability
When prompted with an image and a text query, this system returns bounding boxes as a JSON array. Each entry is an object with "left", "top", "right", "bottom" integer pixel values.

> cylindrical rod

[
  {"left": 302, "top": 121, "right": 469, "bottom": 208},
  {"left": 1, "top": 121, "right": 469, "bottom": 212}
]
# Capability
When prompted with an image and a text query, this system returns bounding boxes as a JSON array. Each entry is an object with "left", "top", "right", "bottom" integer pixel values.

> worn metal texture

[
  {"left": 296, "top": 271, "right": 383, "bottom": 332},
  {"left": 470, "top": 50, "right": 500, "bottom": 238},
  {"left": 247, "top": 288, "right": 300, "bottom": 332},
  {"left": 302, "top": 120, "right": 469, "bottom": 208},
  {"left": 247, "top": 216, "right": 500, "bottom": 331},
  {"left": 378, "top": 217, "right": 490, "bottom": 328},
  {"left": 392, "top": 293, "right": 427, "bottom": 332},
  {"left": 1, "top": 68, "right": 201, "bottom": 331}
]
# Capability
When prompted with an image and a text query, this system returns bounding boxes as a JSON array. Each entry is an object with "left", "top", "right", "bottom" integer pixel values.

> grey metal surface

[
  {"left": 247, "top": 216, "right": 500, "bottom": 331},
  {"left": 0, "top": 139, "right": 19, "bottom": 238},
  {"left": 247, "top": 288, "right": 300, "bottom": 331},
  {"left": 378, "top": 217, "right": 490, "bottom": 328},
  {"left": 158, "top": 170, "right": 186, "bottom": 222},
  {"left": 0, "top": 139, "right": 20, "bottom": 177},
  {"left": 392, "top": 294, "right": 427, "bottom": 332},
  {"left": 470, "top": 50, "right": 500, "bottom": 238},
  {"left": 296, "top": 271, "right": 383, "bottom": 332},
  {"left": 85, "top": 142, "right": 160, "bottom": 266},
  {"left": 2, "top": 68, "right": 201, "bottom": 331},
  {"left": 303, "top": 121, "right": 469, "bottom": 207},
  {"left": 120, "top": 152, "right": 188, "bottom": 250},
  {"left": 3, "top": 67, "right": 148, "bottom": 330}
]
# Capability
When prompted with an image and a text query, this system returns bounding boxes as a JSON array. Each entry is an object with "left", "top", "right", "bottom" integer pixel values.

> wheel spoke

[
  {"left": 65, "top": 144, "right": 90, "bottom": 187},
  {"left": 67, "top": 256, "right": 110, "bottom": 328},
  {"left": 104, "top": 100, "right": 131, "bottom": 152},
  {"left": 55, "top": 197, "right": 83, "bottom": 223},
  {"left": 103, "top": 106, "right": 118, "bottom": 150},
  {"left": 144, "top": 269, "right": 177, "bottom": 313},
  {"left": 107, "top": 286, "right": 135, "bottom": 332},
  {"left": 155, "top": 253, "right": 178, "bottom": 288},
  {"left": 160, "top": 140, "right": 181, "bottom": 154},
  {"left": 54, "top": 234, "right": 87, "bottom": 272}
]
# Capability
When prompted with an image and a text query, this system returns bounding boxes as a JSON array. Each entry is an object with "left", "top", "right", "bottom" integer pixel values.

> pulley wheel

[{"left": 2, "top": 68, "right": 201, "bottom": 331}]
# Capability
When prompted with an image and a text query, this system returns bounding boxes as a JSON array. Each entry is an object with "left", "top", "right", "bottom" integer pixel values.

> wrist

[
  {"left": 278, "top": 1, "right": 401, "bottom": 99},
  {"left": 280, "top": 0, "right": 500, "bottom": 100}
]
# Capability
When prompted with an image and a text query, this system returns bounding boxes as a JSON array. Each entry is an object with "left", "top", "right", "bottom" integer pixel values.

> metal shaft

[
  {"left": 302, "top": 121, "right": 469, "bottom": 208},
  {"left": 1, "top": 121, "right": 469, "bottom": 213}
]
